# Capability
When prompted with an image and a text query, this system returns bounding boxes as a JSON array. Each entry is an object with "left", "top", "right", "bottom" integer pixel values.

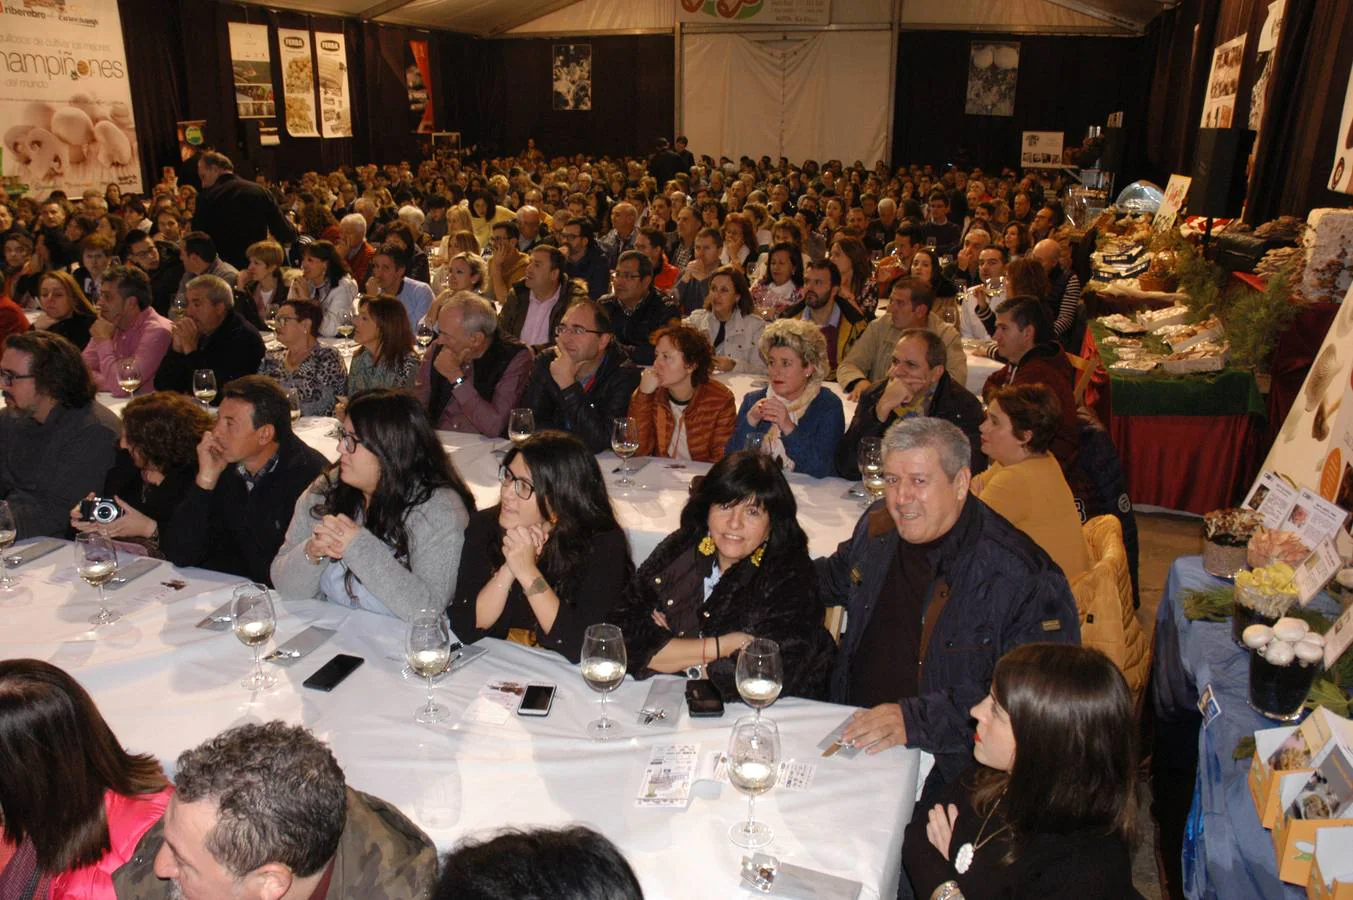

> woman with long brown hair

[
  {"left": 33, "top": 270, "right": 98, "bottom": 350},
  {"left": 0, "top": 659, "right": 171, "bottom": 898},
  {"left": 348, "top": 295, "right": 419, "bottom": 394}
]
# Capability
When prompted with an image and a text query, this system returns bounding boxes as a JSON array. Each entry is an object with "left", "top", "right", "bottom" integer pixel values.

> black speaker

[{"left": 1190, "top": 128, "right": 1255, "bottom": 218}]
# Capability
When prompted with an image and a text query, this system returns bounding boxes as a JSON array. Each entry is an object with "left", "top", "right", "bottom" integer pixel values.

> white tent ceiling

[{"left": 235, "top": 0, "right": 1176, "bottom": 37}]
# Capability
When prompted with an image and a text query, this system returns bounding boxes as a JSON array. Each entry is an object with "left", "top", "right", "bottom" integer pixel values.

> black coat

[
  {"left": 613, "top": 532, "right": 837, "bottom": 702},
  {"left": 153, "top": 310, "right": 265, "bottom": 403},
  {"left": 567, "top": 245, "right": 612, "bottom": 300},
  {"left": 519, "top": 344, "right": 641, "bottom": 454},
  {"left": 599, "top": 287, "right": 681, "bottom": 366},
  {"left": 146, "top": 243, "right": 185, "bottom": 317},
  {"left": 192, "top": 173, "right": 296, "bottom": 269},
  {"left": 836, "top": 373, "right": 987, "bottom": 479}
]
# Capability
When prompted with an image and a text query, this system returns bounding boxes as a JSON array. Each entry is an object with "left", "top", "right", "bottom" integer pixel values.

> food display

[
  {"left": 1137, "top": 304, "right": 1193, "bottom": 332},
  {"left": 1247, "top": 527, "right": 1310, "bottom": 568},
  {"left": 1245, "top": 615, "right": 1325, "bottom": 722},
  {"left": 1098, "top": 313, "right": 1147, "bottom": 334},
  {"left": 1232, "top": 561, "right": 1299, "bottom": 646},
  {"left": 1162, "top": 340, "right": 1229, "bottom": 374},
  {"left": 1300, "top": 208, "right": 1353, "bottom": 304},
  {"left": 1203, "top": 507, "right": 1265, "bottom": 578},
  {"left": 1157, "top": 315, "right": 1225, "bottom": 352}
]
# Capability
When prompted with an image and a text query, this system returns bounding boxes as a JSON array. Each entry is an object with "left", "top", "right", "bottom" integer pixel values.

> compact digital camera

[{"left": 79, "top": 498, "right": 122, "bottom": 524}]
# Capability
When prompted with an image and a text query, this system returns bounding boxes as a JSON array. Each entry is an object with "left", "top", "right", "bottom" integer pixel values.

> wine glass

[
  {"left": 857, "top": 436, "right": 884, "bottom": 507},
  {"left": 407, "top": 609, "right": 452, "bottom": 724},
  {"left": 727, "top": 715, "right": 780, "bottom": 848},
  {"left": 416, "top": 322, "right": 437, "bottom": 351},
  {"left": 736, "top": 638, "right": 783, "bottom": 720},
  {"left": 73, "top": 534, "right": 119, "bottom": 626},
  {"left": 508, "top": 408, "right": 535, "bottom": 447},
  {"left": 580, "top": 623, "right": 627, "bottom": 740},
  {"left": 611, "top": 417, "right": 640, "bottom": 487},
  {"left": 336, "top": 311, "right": 356, "bottom": 345},
  {"left": 168, "top": 295, "right": 188, "bottom": 320},
  {"left": 116, "top": 358, "right": 142, "bottom": 396},
  {"left": 286, "top": 387, "right": 302, "bottom": 422},
  {"left": 192, "top": 369, "right": 217, "bottom": 406},
  {"left": 939, "top": 300, "right": 959, "bottom": 328},
  {"left": 232, "top": 583, "right": 277, "bottom": 691},
  {"left": 0, "top": 501, "right": 17, "bottom": 591},
  {"left": 264, "top": 304, "right": 279, "bottom": 332}
]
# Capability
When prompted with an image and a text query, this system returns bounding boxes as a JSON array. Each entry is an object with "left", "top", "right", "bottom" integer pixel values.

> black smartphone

[
  {"left": 302, "top": 654, "right": 365, "bottom": 692},
  {"left": 517, "top": 683, "right": 556, "bottom": 717},
  {"left": 685, "top": 679, "right": 725, "bottom": 718}
]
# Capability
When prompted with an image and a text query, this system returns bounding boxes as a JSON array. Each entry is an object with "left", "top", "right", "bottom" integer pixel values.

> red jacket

[
  {"left": 49, "top": 787, "right": 172, "bottom": 900},
  {"left": 0, "top": 295, "right": 29, "bottom": 345},
  {"left": 982, "top": 341, "right": 1080, "bottom": 472}
]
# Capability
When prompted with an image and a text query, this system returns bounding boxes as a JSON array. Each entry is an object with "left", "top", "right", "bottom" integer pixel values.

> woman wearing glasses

[
  {"left": 258, "top": 299, "right": 347, "bottom": 417},
  {"left": 271, "top": 390, "right": 475, "bottom": 621},
  {"left": 449, "top": 430, "right": 632, "bottom": 663}
]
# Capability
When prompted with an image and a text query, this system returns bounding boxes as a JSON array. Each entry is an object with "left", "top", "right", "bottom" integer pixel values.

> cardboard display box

[{"left": 1307, "top": 826, "right": 1353, "bottom": 900}]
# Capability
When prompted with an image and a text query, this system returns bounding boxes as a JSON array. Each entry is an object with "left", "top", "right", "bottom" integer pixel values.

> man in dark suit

[{"left": 192, "top": 151, "right": 296, "bottom": 269}]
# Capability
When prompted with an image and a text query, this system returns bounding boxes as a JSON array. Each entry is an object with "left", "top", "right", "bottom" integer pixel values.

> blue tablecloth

[{"left": 1156, "top": 556, "right": 1325, "bottom": 899}]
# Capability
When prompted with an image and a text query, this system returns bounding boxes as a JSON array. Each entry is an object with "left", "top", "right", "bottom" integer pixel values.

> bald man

[{"left": 1032, "top": 238, "right": 1082, "bottom": 348}]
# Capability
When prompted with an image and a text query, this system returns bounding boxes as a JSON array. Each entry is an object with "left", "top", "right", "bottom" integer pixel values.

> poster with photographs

[
  {"left": 227, "top": 23, "right": 275, "bottom": 120},
  {"left": 1329, "top": 62, "right": 1353, "bottom": 193},
  {"left": 1020, "top": 132, "right": 1064, "bottom": 169},
  {"left": 966, "top": 42, "right": 1019, "bottom": 117},
  {"left": 407, "top": 40, "right": 434, "bottom": 134},
  {"left": 277, "top": 29, "right": 319, "bottom": 138},
  {"left": 552, "top": 44, "right": 592, "bottom": 111},
  {"left": 1250, "top": 0, "right": 1284, "bottom": 131},
  {"left": 315, "top": 32, "right": 353, "bottom": 138},
  {"left": 1200, "top": 33, "right": 1246, "bottom": 129}
]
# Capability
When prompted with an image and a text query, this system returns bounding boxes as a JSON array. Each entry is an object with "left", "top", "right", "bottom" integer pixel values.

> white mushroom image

[
  {"left": 3, "top": 126, "right": 33, "bottom": 168},
  {"left": 94, "top": 120, "right": 134, "bottom": 168},
  {"left": 19, "top": 128, "right": 65, "bottom": 184},
  {"left": 51, "top": 107, "right": 95, "bottom": 165},
  {"left": 21, "top": 101, "right": 55, "bottom": 132},
  {"left": 69, "top": 93, "right": 108, "bottom": 124}
]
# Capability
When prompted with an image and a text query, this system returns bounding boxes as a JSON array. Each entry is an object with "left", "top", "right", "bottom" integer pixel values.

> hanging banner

[
  {"left": 0, "top": 0, "right": 142, "bottom": 196},
  {"left": 315, "top": 32, "right": 352, "bottom": 138},
  {"left": 1329, "top": 63, "right": 1353, "bottom": 194},
  {"left": 406, "top": 40, "right": 434, "bottom": 134},
  {"left": 1019, "top": 132, "right": 1063, "bottom": 169},
  {"left": 227, "top": 23, "right": 275, "bottom": 121},
  {"left": 1199, "top": 33, "right": 1246, "bottom": 129},
  {"left": 966, "top": 42, "right": 1020, "bottom": 117},
  {"left": 675, "top": 0, "right": 829, "bottom": 26},
  {"left": 277, "top": 29, "right": 319, "bottom": 138},
  {"left": 552, "top": 44, "right": 592, "bottom": 111},
  {"left": 1250, "top": 2, "right": 1282, "bottom": 132}
]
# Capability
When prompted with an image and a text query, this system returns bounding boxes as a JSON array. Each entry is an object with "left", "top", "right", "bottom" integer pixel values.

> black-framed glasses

[
  {"left": 0, "top": 369, "right": 35, "bottom": 387},
  {"left": 554, "top": 324, "right": 604, "bottom": 337},
  {"left": 274, "top": 315, "right": 299, "bottom": 325},
  {"left": 498, "top": 464, "right": 535, "bottom": 500},
  {"left": 336, "top": 428, "right": 364, "bottom": 454}
]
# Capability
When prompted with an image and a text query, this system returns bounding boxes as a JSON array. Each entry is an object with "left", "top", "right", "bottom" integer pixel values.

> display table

[
  {"left": 1084, "top": 324, "right": 1266, "bottom": 514},
  {"left": 0, "top": 542, "right": 927, "bottom": 899}
]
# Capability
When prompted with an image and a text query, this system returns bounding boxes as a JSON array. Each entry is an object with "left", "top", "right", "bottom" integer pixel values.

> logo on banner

[
  {"left": 681, "top": 0, "right": 765, "bottom": 19},
  {"left": 320, "top": 39, "right": 340, "bottom": 52},
  {"left": 283, "top": 36, "right": 304, "bottom": 49}
]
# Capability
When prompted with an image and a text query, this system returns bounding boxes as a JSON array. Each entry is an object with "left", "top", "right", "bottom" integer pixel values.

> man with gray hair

[
  {"left": 112, "top": 721, "right": 436, "bottom": 899},
  {"left": 515, "top": 205, "right": 550, "bottom": 251},
  {"left": 816, "top": 416, "right": 1079, "bottom": 792},
  {"left": 338, "top": 212, "right": 375, "bottom": 287},
  {"left": 154, "top": 274, "right": 264, "bottom": 403},
  {"left": 414, "top": 291, "right": 531, "bottom": 437},
  {"left": 597, "top": 201, "right": 638, "bottom": 269}
]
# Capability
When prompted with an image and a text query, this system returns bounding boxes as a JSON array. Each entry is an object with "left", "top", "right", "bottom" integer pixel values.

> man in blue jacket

[{"left": 816, "top": 416, "right": 1080, "bottom": 789}]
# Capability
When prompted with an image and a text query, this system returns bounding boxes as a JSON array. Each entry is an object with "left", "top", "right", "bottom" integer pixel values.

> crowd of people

[{"left": 0, "top": 139, "right": 1146, "bottom": 898}]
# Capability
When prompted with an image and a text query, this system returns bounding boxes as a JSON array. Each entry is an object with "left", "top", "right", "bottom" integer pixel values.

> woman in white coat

[{"left": 683, "top": 265, "right": 767, "bottom": 375}]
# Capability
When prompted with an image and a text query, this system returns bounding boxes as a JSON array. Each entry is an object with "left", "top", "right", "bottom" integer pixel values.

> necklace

[{"left": 953, "top": 790, "right": 1010, "bottom": 875}]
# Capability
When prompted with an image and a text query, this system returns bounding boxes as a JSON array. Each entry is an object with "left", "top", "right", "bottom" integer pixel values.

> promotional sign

[
  {"left": 407, "top": 40, "right": 434, "bottom": 134},
  {"left": 675, "top": 0, "right": 830, "bottom": 26},
  {"left": 314, "top": 32, "right": 352, "bottom": 139},
  {"left": 1153, "top": 174, "right": 1192, "bottom": 231},
  {"left": 277, "top": 29, "right": 318, "bottom": 138},
  {"left": 0, "top": 0, "right": 142, "bottom": 195},
  {"left": 1200, "top": 33, "right": 1246, "bottom": 129},
  {"left": 176, "top": 120, "right": 206, "bottom": 162},
  {"left": 552, "top": 44, "right": 591, "bottom": 111},
  {"left": 1019, "top": 131, "right": 1063, "bottom": 169},
  {"left": 228, "top": 23, "right": 274, "bottom": 121}
]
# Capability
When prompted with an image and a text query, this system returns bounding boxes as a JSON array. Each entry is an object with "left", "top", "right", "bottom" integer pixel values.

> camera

[{"left": 79, "top": 498, "right": 122, "bottom": 524}]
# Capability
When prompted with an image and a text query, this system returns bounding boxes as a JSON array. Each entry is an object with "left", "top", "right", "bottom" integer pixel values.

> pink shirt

[
  {"left": 81, "top": 306, "right": 174, "bottom": 396},
  {"left": 49, "top": 787, "right": 173, "bottom": 900},
  {"left": 518, "top": 285, "right": 560, "bottom": 347}
]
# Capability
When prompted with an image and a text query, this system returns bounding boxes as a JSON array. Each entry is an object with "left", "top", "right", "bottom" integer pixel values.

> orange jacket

[{"left": 629, "top": 379, "right": 737, "bottom": 463}]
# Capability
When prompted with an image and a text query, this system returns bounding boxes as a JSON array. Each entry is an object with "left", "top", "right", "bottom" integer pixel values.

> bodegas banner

[{"left": 0, "top": 0, "right": 142, "bottom": 196}]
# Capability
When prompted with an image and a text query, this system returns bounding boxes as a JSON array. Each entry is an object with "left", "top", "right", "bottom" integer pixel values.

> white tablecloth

[{"left": 0, "top": 544, "right": 927, "bottom": 899}]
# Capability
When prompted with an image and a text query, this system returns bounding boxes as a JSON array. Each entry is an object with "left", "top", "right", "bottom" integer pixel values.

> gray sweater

[
  {"left": 0, "top": 402, "right": 120, "bottom": 539},
  {"left": 271, "top": 478, "right": 470, "bottom": 621}
]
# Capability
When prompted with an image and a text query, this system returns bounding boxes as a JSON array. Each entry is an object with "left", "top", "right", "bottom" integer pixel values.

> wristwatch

[{"left": 450, "top": 374, "right": 467, "bottom": 389}]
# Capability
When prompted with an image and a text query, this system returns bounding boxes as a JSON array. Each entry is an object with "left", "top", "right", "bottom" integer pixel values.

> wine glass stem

[
  {"left": 0, "top": 557, "right": 8, "bottom": 586},
  {"left": 252, "top": 645, "right": 263, "bottom": 682},
  {"left": 97, "top": 584, "right": 107, "bottom": 612},
  {"left": 425, "top": 674, "right": 435, "bottom": 712},
  {"left": 746, "top": 793, "right": 757, "bottom": 830},
  {"left": 600, "top": 691, "right": 609, "bottom": 726}
]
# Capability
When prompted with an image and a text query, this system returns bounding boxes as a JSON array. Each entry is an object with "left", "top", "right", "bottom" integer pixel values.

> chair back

[{"left": 1070, "top": 515, "right": 1150, "bottom": 703}]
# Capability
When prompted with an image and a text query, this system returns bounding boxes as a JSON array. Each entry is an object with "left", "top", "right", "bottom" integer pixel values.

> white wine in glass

[
  {"left": 611, "top": 417, "right": 640, "bottom": 487},
  {"left": 337, "top": 311, "right": 356, "bottom": 341},
  {"left": 416, "top": 323, "right": 436, "bottom": 349},
  {"left": 192, "top": 369, "right": 217, "bottom": 405},
  {"left": 407, "top": 610, "right": 452, "bottom": 724},
  {"left": 74, "top": 533, "right": 119, "bottom": 626},
  {"left": 286, "top": 388, "right": 302, "bottom": 422},
  {"left": 0, "top": 500, "right": 16, "bottom": 591},
  {"left": 508, "top": 408, "right": 535, "bottom": 447},
  {"left": 857, "top": 436, "right": 884, "bottom": 507},
  {"left": 232, "top": 583, "right": 278, "bottom": 691},
  {"left": 727, "top": 715, "right": 780, "bottom": 849},
  {"left": 580, "top": 623, "right": 626, "bottom": 740},
  {"left": 736, "top": 638, "right": 784, "bottom": 719},
  {"left": 116, "top": 358, "right": 142, "bottom": 395}
]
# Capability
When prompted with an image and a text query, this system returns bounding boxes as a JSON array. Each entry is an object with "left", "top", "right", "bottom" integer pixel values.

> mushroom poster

[
  {"left": 0, "top": 0, "right": 142, "bottom": 195},
  {"left": 966, "top": 42, "right": 1019, "bottom": 117}
]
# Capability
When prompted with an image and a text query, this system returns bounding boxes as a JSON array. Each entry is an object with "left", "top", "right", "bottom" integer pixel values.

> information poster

[
  {"left": 1329, "top": 63, "right": 1353, "bottom": 194},
  {"left": 0, "top": 0, "right": 143, "bottom": 195},
  {"left": 314, "top": 32, "right": 352, "bottom": 139},
  {"left": 675, "top": 0, "right": 830, "bottom": 26},
  {"left": 1019, "top": 131, "right": 1063, "bottom": 169},
  {"left": 227, "top": 23, "right": 274, "bottom": 121},
  {"left": 277, "top": 29, "right": 318, "bottom": 138},
  {"left": 407, "top": 40, "right": 434, "bottom": 134},
  {"left": 1200, "top": 33, "right": 1246, "bottom": 129},
  {"left": 1153, "top": 174, "right": 1192, "bottom": 231}
]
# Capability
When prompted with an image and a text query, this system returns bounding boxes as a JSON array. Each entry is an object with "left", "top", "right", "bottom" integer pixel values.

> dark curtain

[{"left": 118, "top": 0, "right": 188, "bottom": 193}]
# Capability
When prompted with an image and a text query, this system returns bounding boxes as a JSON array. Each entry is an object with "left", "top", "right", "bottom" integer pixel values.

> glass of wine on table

[
  {"left": 611, "top": 417, "right": 640, "bottom": 488},
  {"left": 232, "top": 582, "right": 278, "bottom": 691},
  {"left": 407, "top": 609, "right": 453, "bottom": 724},
  {"left": 727, "top": 715, "right": 780, "bottom": 849},
  {"left": 736, "top": 638, "right": 783, "bottom": 719},
  {"left": 73, "top": 534, "right": 119, "bottom": 626},
  {"left": 117, "top": 358, "right": 142, "bottom": 396},
  {"left": 0, "top": 501, "right": 18, "bottom": 591},
  {"left": 508, "top": 408, "right": 535, "bottom": 447},
  {"left": 192, "top": 369, "right": 217, "bottom": 407},
  {"left": 580, "top": 623, "right": 627, "bottom": 740}
]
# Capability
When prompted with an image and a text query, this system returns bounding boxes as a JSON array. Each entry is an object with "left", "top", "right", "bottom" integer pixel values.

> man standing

[
  {"left": 154, "top": 275, "right": 265, "bottom": 403},
  {"left": 366, "top": 243, "right": 434, "bottom": 328},
  {"left": 648, "top": 137, "right": 685, "bottom": 191},
  {"left": 779, "top": 260, "right": 866, "bottom": 380},
  {"left": 416, "top": 292, "right": 531, "bottom": 438},
  {"left": 124, "top": 229, "right": 184, "bottom": 317},
  {"left": 837, "top": 277, "right": 966, "bottom": 400},
  {"left": 558, "top": 217, "right": 611, "bottom": 300},
  {"left": 0, "top": 331, "right": 120, "bottom": 539},
  {"left": 486, "top": 220, "right": 529, "bottom": 303},
  {"left": 599, "top": 251, "right": 680, "bottom": 366},
  {"left": 114, "top": 721, "right": 437, "bottom": 899},
  {"left": 192, "top": 151, "right": 296, "bottom": 269},
  {"left": 81, "top": 266, "right": 173, "bottom": 396},
  {"left": 520, "top": 299, "right": 641, "bottom": 453},
  {"left": 674, "top": 135, "right": 696, "bottom": 173},
  {"left": 818, "top": 417, "right": 1079, "bottom": 787},
  {"left": 499, "top": 246, "right": 585, "bottom": 351}
]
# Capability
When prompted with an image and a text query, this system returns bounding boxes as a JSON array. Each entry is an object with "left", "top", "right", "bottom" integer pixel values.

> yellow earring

[
  {"left": 698, "top": 535, "right": 716, "bottom": 556},
  {"left": 750, "top": 545, "right": 765, "bottom": 567}
]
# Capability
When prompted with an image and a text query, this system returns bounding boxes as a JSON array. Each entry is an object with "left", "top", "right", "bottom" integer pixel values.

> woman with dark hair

[
  {"left": 612, "top": 451, "right": 835, "bottom": 699},
  {"left": 1003, "top": 222, "right": 1031, "bottom": 259},
  {"left": 1003, "top": 256, "right": 1051, "bottom": 305},
  {"left": 68, "top": 392, "right": 214, "bottom": 559},
  {"left": 288, "top": 240, "right": 358, "bottom": 337},
  {"left": 684, "top": 266, "right": 766, "bottom": 374},
  {"left": 258, "top": 299, "right": 347, "bottom": 417},
  {"left": 903, "top": 643, "right": 1138, "bottom": 899},
  {"left": 449, "top": 430, "right": 632, "bottom": 663},
  {"left": 828, "top": 234, "right": 878, "bottom": 315},
  {"left": 272, "top": 390, "right": 475, "bottom": 621},
  {"left": 720, "top": 212, "right": 759, "bottom": 273},
  {"left": 436, "top": 826, "right": 642, "bottom": 900},
  {"left": 909, "top": 246, "right": 959, "bottom": 304},
  {"left": 466, "top": 190, "right": 515, "bottom": 249},
  {"left": 0, "top": 659, "right": 171, "bottom": 897},
  {"left": 971, "top": 384, "right": 1089, "bottom": 580},
  {"left": 381, "top": 220, "right": 431, "bottom": 285},
  {"left": 629, "top": 324, "right": 737, "bottom": 463},
  {"left": 348, "top": 295, "right": 418, "bottom": 394},
  {"left": 698, "top": 198, "right": 724, "bottom": 229},
  {"left": 2, "top": 232, "right": 41, "bottom": 308},
  {"left": 33, "top": 270, "right": 97, "bottom": 349},
  {"left": 751, "top": 241, "right": 805, "bottom": 314}
]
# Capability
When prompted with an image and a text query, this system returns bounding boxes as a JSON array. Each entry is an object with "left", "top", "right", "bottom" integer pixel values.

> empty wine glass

[
  {"left": 727, "top": 715, "right": 780, "bottom": 848},
  {"left": 232, "top": 583, "right": 277, "bottom": 691},
  {"left": 192, "top": 369, "right": 217, "bottom": 406},
  {"left": 286, "top": 387, "right": 302, "bottom": 422},
  {"left": 611, "top": 418, "right": 640, "bottom": 487},
  {"left": 508, "top": 408, "right": 535, "bottom": 447},
  {"left": 580, "top": 623, "right": 627, "bottom": 740},
  {"left": 73, "top": 534, "right": 119, "bottom": 626},
  {"left": 0, "top": 501, "right": 17, "bottom": 591},
  {"left": 857, "top": 437, "right": 884, "bottom": 507},
  {"left": 116, "top": 358, "right": 142, "bottom": 396},
  {"left": 736, "top": 638, "right": 783, "bottom": 720},
  {"left": 407, "top": 609, "right": 453, "bottom": 724}
]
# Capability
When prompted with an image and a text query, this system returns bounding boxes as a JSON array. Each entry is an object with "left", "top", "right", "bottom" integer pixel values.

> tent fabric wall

[
  {"left": 508, "top": 0, "right": 673, "bottom": 34},
  {"left": 681, "top": 32, "right": 891, "bottom": 165}
]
